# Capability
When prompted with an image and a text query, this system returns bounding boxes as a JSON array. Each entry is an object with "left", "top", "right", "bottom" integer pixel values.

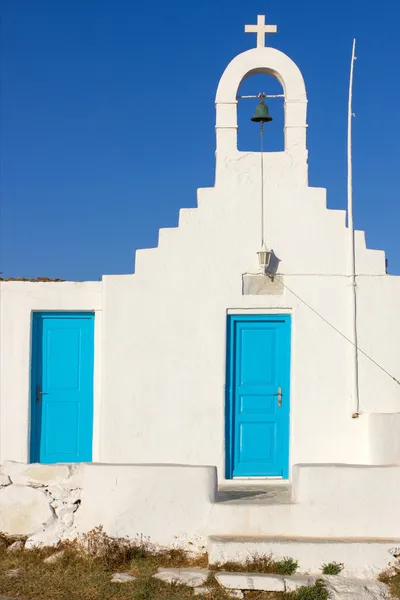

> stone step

[
  {"left": 216, "top": 484, "right": 292, "bottom": 505},
  {"left": 214, "top": 572, "right": 389, "bottom": 599},
  {"left": 207, "top": 535, "right": 400, "bottom": 578}
]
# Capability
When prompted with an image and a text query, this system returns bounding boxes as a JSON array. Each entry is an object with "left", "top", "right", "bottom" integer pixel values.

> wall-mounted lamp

[
  {"left": 257, "top": 243, "right": 273, "bottom": 273},
  {"left": 257, "top": 244, "right": 280, "bottom": 279}
]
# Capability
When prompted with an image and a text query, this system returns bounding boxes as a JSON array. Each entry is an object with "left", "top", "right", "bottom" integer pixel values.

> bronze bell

[{"left": 251, "top": 99, "right": 273, "bottom": 123}]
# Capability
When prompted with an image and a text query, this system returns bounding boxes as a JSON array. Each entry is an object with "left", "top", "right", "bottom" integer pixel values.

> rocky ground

[{"left": 0, "top": 530, "right": 398, "bottom": 599}]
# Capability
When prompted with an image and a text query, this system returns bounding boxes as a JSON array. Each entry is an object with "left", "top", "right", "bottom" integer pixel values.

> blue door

[
  {"left": 226, "top": 315, "right": 291, "bottom": 478},
  {"left": 31, "top": 312, "right": 95, "bottom": 464}
]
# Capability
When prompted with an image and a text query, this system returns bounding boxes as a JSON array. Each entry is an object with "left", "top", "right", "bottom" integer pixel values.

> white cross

[{"left": 245, "top": 15, "right": 277, "bottom": 48}]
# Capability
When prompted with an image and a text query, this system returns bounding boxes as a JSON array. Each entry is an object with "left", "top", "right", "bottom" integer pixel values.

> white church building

[{"left": 1, "top": 17, "right": 400, "bottom": 574}]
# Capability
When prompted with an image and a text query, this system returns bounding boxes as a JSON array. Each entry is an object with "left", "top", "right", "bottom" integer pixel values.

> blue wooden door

[
  {"left": 31, "top": 313, "right": 95, "bottom": 464},
  {"left": 227, "top": 315, "right": 291, "bottom": 478}
]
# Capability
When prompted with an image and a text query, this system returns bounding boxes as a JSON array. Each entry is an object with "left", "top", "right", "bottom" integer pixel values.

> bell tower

[{"left": 214, "top": 15, "right": 308, "bottom": 187}]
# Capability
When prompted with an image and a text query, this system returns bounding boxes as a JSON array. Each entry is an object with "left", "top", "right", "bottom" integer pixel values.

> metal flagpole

[{"left": 347, "top": 38, "right": 360, "bottom": 418}]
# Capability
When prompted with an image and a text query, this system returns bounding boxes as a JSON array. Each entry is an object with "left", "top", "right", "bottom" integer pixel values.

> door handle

[
  {"left": 277, "top": 387, "right": 282, "bottom": 408},
  {"left": 36, "top": 385, "right": 46, "bottom": 404}
]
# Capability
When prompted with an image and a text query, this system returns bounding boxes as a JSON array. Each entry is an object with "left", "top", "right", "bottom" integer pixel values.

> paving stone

[
  {"left": 154, "top": 567, "right": 209, "bottom": 587},
  {"left": 44, "top": 550, "right": 65, "bottom": 564},
  {"left": 284, "top": 574, "right": 316, "bottom": 591},
  {"left": 215, "top": 572, "right": 285, "bottom": 592},
  {"left": 6, "top": 540, "right": 24, "bottom": 552},
  {"left": 226, "top": 591, "right": 244, "bottom": 599},
  {"left": 194, "top": 587, "right": 211, "bottom": 596},
  {"left": 4, "top": 568, "right": 21, "bottom": 577},
  {"left": 111, "top": 572, "right": 137, "bottom": 583},
  {"left": 323, "top": 576, "right": 389, "bottom": 599},
  {"left": 194, "top": 586, "right": 243, "bottom": 598}
]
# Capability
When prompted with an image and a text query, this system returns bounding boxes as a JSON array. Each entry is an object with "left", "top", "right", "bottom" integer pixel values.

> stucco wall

[
  {"left": 98, "top": 185, "right": 400, "bottom": 477},
  {"left": 94, "top": 47, "right": 399, "bottom": 476},
  {"left": 1, "top": 461, "right": 399, "bottom": 575},
  {"left": 1, "top": 45, "right": 399, "bottom": 477},
  {"left": 356, "top": 276, "right": 400, "bottom": 414},
  {"left": 0, "top": 281, "right": 102, "bottom": 463},
  {"left": 0, "top": 462, "right": 217, "bottom": 548},
  {"left": 368, "top": 413, "right": 400, "bottom": 464}
]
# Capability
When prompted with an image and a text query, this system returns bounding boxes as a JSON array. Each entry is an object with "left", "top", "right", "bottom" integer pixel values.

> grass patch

[
  {"left": 76, "top": 527, "right": 207, "bottom": 575},
  {"left": 0, "top": 528, "right": 328, "bottom": 600},
  {"left": 320, "top": 561, "right": 344, "bottom": 575},
  {"left": 295, "top": 579, "right": 329, "bottom": 600},
  {"left": 389, "top": 574, "right": 400, "bottom": 599},
  {"left": 245, "top": 594, "right": 293, "bottom": 600},
  {"left": 0, "top": 527, "right": 209, "bottom": 600},
  {"left": 0, "top": 548, "right": 201, "bottom": 600},
  {"left": 0, "top": 532, "right": 26, "bottom": 549},
  {"left": 210, "top": 554, "right": 299, "bottom": 576},
  {"left": 379, "top": 561, "right": 400, "bottom": 598},
  {"left": 202, "top": 574, "right": 295, "bottom": 600}
]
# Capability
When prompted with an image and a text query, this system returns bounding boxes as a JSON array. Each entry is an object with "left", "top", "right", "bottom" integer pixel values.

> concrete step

[
  {"left": 215, "top": 484, "right": 292, "bottom": 505},
  {"left": 214, "top": 572, "right": 389, "bottom": 598},
  {"left": 207, "top": 535, "right": 400, "bottom": 578}
]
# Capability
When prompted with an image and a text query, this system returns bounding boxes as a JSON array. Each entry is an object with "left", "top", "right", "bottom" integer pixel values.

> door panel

[
  {"left": 227, "top": 315, "right": 291, "bottom": 478},
  {"left": 31, "top": 313, "right": 94, "bottom": 464}
]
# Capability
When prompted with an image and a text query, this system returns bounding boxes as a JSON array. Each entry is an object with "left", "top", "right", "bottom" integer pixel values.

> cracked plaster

[{"left": 0, "top": 462, "right": 82, "bottom": 545}]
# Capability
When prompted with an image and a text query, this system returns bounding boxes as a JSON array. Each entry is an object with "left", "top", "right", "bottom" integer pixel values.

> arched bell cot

[{"left": 214, "top": 17, "right": 308, "bottom": 177}]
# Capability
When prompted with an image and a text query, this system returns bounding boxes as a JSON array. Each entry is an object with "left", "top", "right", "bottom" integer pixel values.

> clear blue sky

[{"left": 1, "top": 0, "right": 399, "bottom": 280}]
